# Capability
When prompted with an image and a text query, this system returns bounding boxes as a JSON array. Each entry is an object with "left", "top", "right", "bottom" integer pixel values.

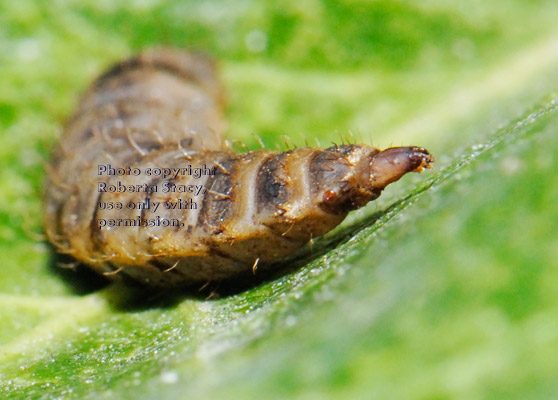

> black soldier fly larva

[{"left": 44, "top": 48, "right": 434, "bottom": 287}]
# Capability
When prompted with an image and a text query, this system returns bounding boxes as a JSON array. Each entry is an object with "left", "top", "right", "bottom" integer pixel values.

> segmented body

[{"left": 44, "top": 49, "right": 433, "bottom": 287}]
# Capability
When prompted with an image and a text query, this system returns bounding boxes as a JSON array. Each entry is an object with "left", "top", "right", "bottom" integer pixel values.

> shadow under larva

[{"left": 44, "top": 48, "right": 434, "bottom": 290}]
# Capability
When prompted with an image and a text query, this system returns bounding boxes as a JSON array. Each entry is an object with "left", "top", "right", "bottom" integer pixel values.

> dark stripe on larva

[
  {"left": 44, "top": 48, "right": 434, "bottom": 287},
  {"left": 196, "top": 155, "right": 236, "bottom": 230},
  {"left": 256, "top": 152, "right": 290, "bottom": 211}
]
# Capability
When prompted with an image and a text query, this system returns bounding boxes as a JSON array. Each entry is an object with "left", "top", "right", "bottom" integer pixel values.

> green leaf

[{"left": 1, "top": 1, "right": 558, "bottom": 399}]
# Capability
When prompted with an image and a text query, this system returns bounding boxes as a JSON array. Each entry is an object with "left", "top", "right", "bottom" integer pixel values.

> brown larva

[{"left": 44, "top": 48, "right": 434, "bottom": 287}]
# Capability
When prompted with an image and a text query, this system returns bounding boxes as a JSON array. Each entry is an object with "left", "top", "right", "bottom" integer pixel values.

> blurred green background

[{"left": 1, "top": 1, "right": 558, "bottom": 399}]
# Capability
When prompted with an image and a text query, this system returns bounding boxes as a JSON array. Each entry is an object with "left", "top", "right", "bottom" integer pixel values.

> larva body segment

[{"left": 44, "top": 49, "right": 433, "bottom": 287}]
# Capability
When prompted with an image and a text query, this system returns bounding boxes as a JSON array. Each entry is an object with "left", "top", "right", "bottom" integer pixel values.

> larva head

[{"left": 317, "top": 145, "right": 434, "bottom": 214}]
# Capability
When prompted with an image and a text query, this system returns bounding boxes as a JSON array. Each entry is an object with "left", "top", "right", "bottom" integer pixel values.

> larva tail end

[
  {"left": 369, "top": 146, "right": 434, "bottom": 189},
  {"left": 407, "top": 146, "right": 435, "bottom": 173},
  {"left": 315, "top": 145, "right": 434, "bottom": 214}
]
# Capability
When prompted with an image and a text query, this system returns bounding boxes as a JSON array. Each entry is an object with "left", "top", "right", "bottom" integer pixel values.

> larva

[{"left": 44, "top": 48, "right": 434, "bottom": 287}]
